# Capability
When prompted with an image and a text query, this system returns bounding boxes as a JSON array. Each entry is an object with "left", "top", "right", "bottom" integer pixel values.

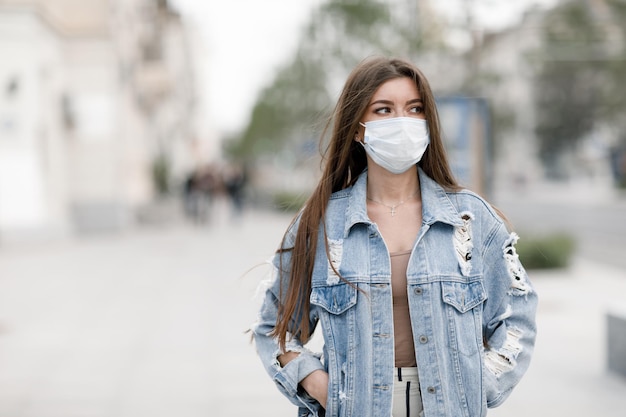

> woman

[{"left": 252, "top": 56, "right": 537, "bottom": 417}]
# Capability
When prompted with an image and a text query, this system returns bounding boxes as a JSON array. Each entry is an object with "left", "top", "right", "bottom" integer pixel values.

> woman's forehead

[{"left": 370, "top": 77, "right": 420, "bottom": 101}]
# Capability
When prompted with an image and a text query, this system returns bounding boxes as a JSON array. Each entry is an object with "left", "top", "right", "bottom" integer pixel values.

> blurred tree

[
  {"left": 533, "top": 0, "right": 626, "bottom": 175},
  {"left": 225, "top": 0, "right": 448, "bottom": 160},
  {"left": 152, "top": 153, "right": 171, "bottom": 195}
]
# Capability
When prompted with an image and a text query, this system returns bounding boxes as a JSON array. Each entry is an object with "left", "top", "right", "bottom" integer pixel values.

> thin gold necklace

[{"left": 367, "top": 190, "right": 418, "bottom": 217}]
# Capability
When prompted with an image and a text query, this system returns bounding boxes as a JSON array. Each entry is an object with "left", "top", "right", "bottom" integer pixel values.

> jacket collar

[
  {"left": 418, "top": 168, "right": 465, "bottom": 227},
  {"left": 343, "top": 168, "right": 463, "bottom": 237}
]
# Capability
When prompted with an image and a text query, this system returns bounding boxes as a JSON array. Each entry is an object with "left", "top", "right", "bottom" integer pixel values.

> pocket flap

[
  {"left": 442, "top": 280, "right": 486, "bottom": 313},
  {"left": 310, "top": 284, "right": 357, "bottom": 315}
]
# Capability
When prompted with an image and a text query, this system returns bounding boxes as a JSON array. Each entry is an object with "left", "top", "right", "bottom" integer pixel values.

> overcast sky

[{"left": 169, "top": 0, "right": 558, "bottom": 135}]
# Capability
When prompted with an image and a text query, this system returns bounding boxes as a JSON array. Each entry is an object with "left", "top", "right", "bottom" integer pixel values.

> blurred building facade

[
  {"left": 476, "top": 9, "right": 545, "bottom": 189},
  {"left": 476, "top": 1, "right": 621, "bottom": 190},
  {"left": 424, "top": 1, "right": 621, "bottom": 194},
  {"left": 0, "top": 0, "right": 211, "bottom": 241}
]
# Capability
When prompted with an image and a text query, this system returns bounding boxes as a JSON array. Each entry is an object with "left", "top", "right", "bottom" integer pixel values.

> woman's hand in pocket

[{"left": 301, "top": 369, "right": 329, "bottom": 409}]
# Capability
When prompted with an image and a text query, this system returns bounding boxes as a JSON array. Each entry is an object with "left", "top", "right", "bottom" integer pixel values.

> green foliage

[
  {"left": 273, "top": 191, "right": 309, "bottom": 212},
  {"left": 226, "top": 0, "right": 447, "bottom": 160},
  {"left": 230, "top": 55, "right": 330, "bottom": 158},
  {"left": 322, "top": 1, "right": 390, "bottom": 36},
  {"left": 516, "top": 232, "right": 576, "bottom": 270},
  {"left": 151, "top": 154, "right": 170, "bottom": 196}
]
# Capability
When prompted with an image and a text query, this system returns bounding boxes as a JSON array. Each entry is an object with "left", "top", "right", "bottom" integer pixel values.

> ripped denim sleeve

[
  {"left": 482, "top": 226, "right": 538, "bottom": 408},
  {"left": 250, "top": 257, "right": 325, "bottom": 411}
]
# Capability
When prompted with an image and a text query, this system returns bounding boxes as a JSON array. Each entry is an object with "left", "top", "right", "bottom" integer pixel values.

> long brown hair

[{"left": 272, "top": 56, "right": 460, "bottom": 350}]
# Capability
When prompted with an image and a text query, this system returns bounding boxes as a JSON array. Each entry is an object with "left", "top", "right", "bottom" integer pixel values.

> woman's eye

[
  {"left": 410, "top": 105, "right": 424, "bottom": 114},
  {"left": 374, "top": 107, "right": 391, "bottom": 114}
]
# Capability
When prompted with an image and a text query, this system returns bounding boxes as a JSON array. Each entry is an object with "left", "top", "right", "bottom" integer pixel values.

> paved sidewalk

[{"left": 0, "top": 206, "right": 624, "bottom": 416}]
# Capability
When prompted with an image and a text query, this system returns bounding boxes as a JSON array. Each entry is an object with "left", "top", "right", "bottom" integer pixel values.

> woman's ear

[{"left": 354, "top": 125, "right": 364, "bottom": 143}]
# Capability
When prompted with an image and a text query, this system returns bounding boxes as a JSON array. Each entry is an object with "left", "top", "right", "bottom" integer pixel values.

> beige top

[{"left": 390, "top": 249, "right": 417, "bottom": 367}]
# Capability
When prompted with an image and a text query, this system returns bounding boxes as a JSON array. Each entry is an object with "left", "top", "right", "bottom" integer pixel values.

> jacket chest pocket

[
  {"left": 440, "top": 279, "right": 486, "bottom": 356},
  {"left": 310, "top": 283, "right": 358, "bottom": 350},
  {"left": 310, "top": 283, "right": 357, "bottom": 314}
]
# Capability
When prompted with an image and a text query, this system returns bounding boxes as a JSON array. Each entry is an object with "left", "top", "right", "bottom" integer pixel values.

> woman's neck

[{"left": 366, "top": 164, "right": 421, "bottom": 204}]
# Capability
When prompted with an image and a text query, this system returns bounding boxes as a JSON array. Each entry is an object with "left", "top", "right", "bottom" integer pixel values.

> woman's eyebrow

[
  {"left": 369, "top": 99, "right": 394, "bottom": 106},
  {"left": 369, "top": 98, "right": 423, "bottom": 106}
]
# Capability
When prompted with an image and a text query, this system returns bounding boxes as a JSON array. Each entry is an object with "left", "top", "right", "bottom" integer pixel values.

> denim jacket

[{"left": 252, "top": 169, "right": 538, "bottom": 417}]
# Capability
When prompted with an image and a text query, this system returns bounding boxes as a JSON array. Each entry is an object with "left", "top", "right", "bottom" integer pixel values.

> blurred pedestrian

[
  {"left": 182, "top": 165, "right": 217, "bottom": 224},
  {"left": 251, "top": 57, "right": 538, "bottom": 417},
  {"left": 609, "top": 143, "right": 626, "bottom": 188},
  {"left": 182, "top": 170, "right": 202, "bottom": 222},
  {"left": 223, "top": 162, "right": 247, "bottom": 218}
]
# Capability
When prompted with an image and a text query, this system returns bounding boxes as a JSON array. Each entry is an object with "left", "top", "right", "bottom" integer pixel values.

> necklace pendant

[{"left": 390, "top": 207, "right": 396, "bottom": 216}]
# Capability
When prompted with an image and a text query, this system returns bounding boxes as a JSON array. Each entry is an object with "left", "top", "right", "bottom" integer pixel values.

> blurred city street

[
  {"left": 0, "top": 194, "right": 625, "bottom": 417},
  {"left": 2, "top": 0, "right": 626, "bottom": 416}
]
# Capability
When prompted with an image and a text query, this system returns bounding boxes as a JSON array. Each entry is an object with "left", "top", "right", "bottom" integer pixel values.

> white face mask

[{"left": 360, "top": 117, "right": 430, "bottom": 174}]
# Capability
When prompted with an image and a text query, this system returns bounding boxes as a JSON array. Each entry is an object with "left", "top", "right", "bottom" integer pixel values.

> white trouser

[{"left": 392, "top": 367, "right": 424, "bottom": 417}]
